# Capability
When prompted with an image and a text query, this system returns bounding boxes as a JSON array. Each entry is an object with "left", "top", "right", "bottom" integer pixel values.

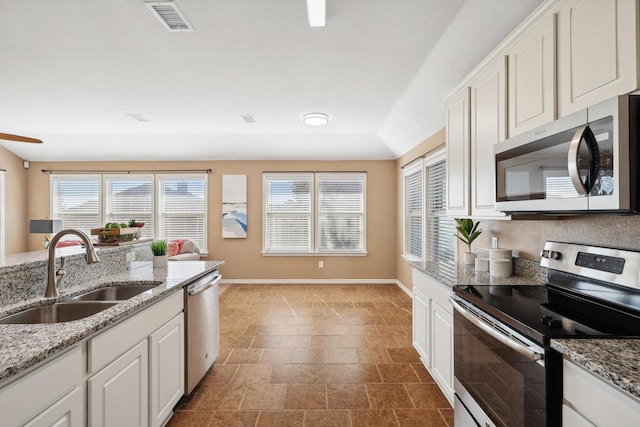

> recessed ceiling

[{"left": 0, "top": 0, "right": 541, "bottom": 162}]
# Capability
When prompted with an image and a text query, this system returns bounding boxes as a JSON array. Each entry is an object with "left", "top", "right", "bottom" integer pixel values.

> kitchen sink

[
  {"left": 0, "top": 301, "right": 118, "bottom": 324},
  {"left": 71, "top": 284, "right": 158, "bottom": 301}
]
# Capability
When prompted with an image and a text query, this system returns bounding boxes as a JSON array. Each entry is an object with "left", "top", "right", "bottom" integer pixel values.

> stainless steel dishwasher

[{"left": 184, "top": 270, "right": 221, "bottom": 395}]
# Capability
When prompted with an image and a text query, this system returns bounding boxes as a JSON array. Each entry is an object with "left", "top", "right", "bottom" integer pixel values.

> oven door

[{"left": 450, "top": 296, "right": 548, "bottom": 427}]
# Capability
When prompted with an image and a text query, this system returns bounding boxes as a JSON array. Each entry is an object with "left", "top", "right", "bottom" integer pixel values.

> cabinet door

[
  {"left": 412, "top": 287, "right": 430, "bottom": 366},
  {"left": 149, "top": 314, "right": 185, "bottom": 427},
  {"left": 431, "top": 301, "right": 454, "bottom": 404},
  {"left": 558, "top": 0, "right": 638, "bottom": 116},
  {"left": 470, "top": 55, "right": 508, "bottom": 217},
  {"left": 24, "top": 387, "right": 84, "bottom": 427},
  {"left": 563, "top": 404, "right": 596, "bottom": 427},
  {"left": 508, "top": 12, "right": 556, "bottom": 137},
  {"left": 446, "top": 86, "right": 471, "bottom": 216},
  {"left": 89, "top": 340, "right": 149, "bottom": 427}
]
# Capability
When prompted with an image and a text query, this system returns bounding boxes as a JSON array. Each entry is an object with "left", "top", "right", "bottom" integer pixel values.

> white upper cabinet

[
  {"left": 557, "top": 0, "right": 639, "bottom": 116},
  {"left": 470, "top": 56, "right": 508, "bottom": 217},
  {"left": 446, "top": 86, "right": 471, "bottom": 217},
  {"left": 508, "top": 11, "right": 557, "bottom": 137}
]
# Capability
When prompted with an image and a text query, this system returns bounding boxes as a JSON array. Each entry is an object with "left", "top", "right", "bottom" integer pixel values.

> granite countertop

[
  {"left": 409, "top": 258, "right": 547, "bottom": 288},
  {"left": 0, "top": 260, "right": 223, "bottom": 383},
  {"left": 551, "top": 338, "right": 640, "bottom": 400}
]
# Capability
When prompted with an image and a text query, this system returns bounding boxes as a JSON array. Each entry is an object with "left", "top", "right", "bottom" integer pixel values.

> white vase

[
  {"left": 153, "top": 255, "right": 168, "bottom": 268},
  {"left": 463, "top": 252, "right": 476, "bottom": 266}
]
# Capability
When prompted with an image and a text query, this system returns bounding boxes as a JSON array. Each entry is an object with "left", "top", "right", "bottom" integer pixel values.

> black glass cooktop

[{"left": 453, "top": 280, "right": 640, "bottom": 345}]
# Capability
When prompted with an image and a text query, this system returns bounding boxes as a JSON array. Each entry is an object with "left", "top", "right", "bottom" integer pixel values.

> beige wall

[
  {"left": 395, "top": 128, "right": 446, "bottom": 290},
  {"left": 0, "top": 145, "right": 28, "bottom": 254},
  {"left": 27, "top": 159, "right": 397, "bottom": 281}
]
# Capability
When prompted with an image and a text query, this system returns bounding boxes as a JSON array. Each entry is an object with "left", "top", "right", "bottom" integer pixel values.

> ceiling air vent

[
  {"left": 241, "top": 115, "right": 256, "bottom": 123},
  {"left": 145, "top": 1, "right": 193, "bottom": 32}
]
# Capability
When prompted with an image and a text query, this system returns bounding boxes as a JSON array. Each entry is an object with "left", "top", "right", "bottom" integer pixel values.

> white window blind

[
  {"left": 263, "top": 173, "right": 313, "bottom": 253},
  {"left": 51, "top": 175, "right": 102, "bottom": 237},
  {"left": 425, "top": 152, "right": 456, "bottom": 282},
  {"left": 157, "top": 174, "right": 207, "bottom": 251},
  {"left": 317, "top": 173, "right": 365, "bottom": 252},
  {"left": 403, "top": 161, "right": 423, "bottom": 260},
  {"left": 104, "top": 175, "right": 153, "bottom": 239}
]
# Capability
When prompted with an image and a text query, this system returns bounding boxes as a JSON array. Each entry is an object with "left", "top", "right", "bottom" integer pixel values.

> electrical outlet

[
  {"left": 491, "top": 236, "right": 499, "bottom": 249},
  {"left": 318, "top": 261, "right": 324, "bottom": 269},
  {"left": 125, "top": 252, "right": 136, "bottom": 262}
]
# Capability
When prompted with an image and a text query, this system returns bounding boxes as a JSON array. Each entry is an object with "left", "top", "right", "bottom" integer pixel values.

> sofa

[{"left": 167, "top": 239, "right": 201, "bottom": 261}]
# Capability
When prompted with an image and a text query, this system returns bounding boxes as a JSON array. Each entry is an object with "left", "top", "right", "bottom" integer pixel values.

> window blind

[
  {"left": 425, "top": 154, "right": 456, "bottom": 282},
  {"left": 157, "top": 174, "right": 207, "bottom": 251},
  {"left": 104, "top": 175, "right": 153, "bottom": 239},
  {"left": 263, "top": 173, "right": 313, "bottom": 253},
  {"left": 403, "top": 162, "right": 423, "bottom": 260},
  {"left": 51, "top": 175, "right": 102, "bottom": 237},
  {"left": 317, "top": 173, "right": 365, "bottom": 252}
]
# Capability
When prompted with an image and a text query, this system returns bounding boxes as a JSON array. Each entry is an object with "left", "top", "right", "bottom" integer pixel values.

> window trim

[
  {"left": 262, "top": 171, "right": 367, "bottom": 256},
  {"left": 402, "top": 159, "right": 424, "bottom": 262}
]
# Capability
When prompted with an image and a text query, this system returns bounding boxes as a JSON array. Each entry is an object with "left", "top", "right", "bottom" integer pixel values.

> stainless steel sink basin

[
  {"left": 72, "top": 284, "right": 158, "bottom": 301},
  {"left": 73, "top": 284, "right": 158, "bottom": 301},
  {"left": 0, "top": 301, "right": 118, "bottom": 324}
]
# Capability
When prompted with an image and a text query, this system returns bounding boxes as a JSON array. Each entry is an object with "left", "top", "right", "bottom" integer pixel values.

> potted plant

[
  {"left": 455, "top": 218, "right": 482, "bottom": 265},
  {"left": 151, "top": 240, "right": 168, "bottom": 268}
]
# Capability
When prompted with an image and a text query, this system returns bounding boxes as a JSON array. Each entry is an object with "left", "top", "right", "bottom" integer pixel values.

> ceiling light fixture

[
  {"left": 303, "top": 112, "right": 329, "bottom": 126},
  {"left": 306, "top": 0, "right": 326, "bottom": 27}
]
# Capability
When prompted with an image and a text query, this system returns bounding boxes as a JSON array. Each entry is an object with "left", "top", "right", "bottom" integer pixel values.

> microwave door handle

[{"left": 568, "top": 126, "right": 590, "bottom": 195}]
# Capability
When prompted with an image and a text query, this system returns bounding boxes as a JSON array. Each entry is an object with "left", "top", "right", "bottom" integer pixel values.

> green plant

[
  {"left": 128, "top": 219, "right": 137, "bottom": 227},
  {"left": 455, "top": 218, "right": 482, "bottom": 253},
  {"left": 151, "top": 240, "right": 167, "bottom": 256}
]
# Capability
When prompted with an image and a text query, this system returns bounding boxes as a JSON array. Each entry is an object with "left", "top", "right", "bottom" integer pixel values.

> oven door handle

[{"left": 450, "top": 297, "right": 544, "bottom": 362}]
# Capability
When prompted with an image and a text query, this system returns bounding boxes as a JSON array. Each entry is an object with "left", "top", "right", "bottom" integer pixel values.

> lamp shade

[{"left": 29, "top": 219, "right": 63, "bottom": 234}]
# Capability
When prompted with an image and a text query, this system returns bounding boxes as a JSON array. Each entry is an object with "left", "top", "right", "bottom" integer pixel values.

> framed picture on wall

[{"left": 222, "top": 174, "right": 247, "bottom": 238}]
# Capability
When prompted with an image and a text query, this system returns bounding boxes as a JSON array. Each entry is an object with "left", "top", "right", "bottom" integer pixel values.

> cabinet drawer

[
  {"left": 412, "top": 269, "right": 453, "bottom": 313},
  {"left": 89, "top": 291, "right": 183, "bottom": 373},
  {"left": 0, "top": 345, "right": 83, "bottom": 427},
  {"left": 563, "top": 359, "right": 640, "bottom": 427}
]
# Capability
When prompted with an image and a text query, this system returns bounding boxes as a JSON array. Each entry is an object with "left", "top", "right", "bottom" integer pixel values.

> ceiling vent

[
  {"left": 145, "top": 1, "right": 193, "bottom": 32},
  {"left": 241, "top": 115, "right": 256, "bottom": 123}
]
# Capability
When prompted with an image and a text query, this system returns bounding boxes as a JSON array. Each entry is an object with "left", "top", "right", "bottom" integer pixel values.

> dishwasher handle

[{"left": 188, "top": 273, "right": 221, "bottom": 296}]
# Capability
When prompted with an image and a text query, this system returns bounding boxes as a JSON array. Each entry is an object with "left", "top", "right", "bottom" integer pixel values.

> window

[
  {"left": 51, "top": 175, "right": 102, "bottom": 238},
  {"left": 104, "top": 175, "right": 153, "bottom": 239},
  {"left": 50, "top": 173, "right": 208, "bottom": 251},
  {"left": 403, "top": 160, "right": 423, "bottom": 260},
  {"left": 424, "top": 151, "right": 456, "bottom": 282},
  {"left": 157, "top": 174, "right": 207, "bottom": 251},
  {"left": 401, "top": 150, "right": 456, "bottom": 282},
  {"left": 263, "top": 172, "right": 366, "bottom": 254}
]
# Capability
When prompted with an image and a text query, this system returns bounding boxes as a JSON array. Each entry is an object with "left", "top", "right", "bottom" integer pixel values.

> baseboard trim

[
  {"left": 219, "top": 278, "right": 398, "bottom": 285},
  {"left": 219, "top": 278, "right": 414, "bottom": 297}
]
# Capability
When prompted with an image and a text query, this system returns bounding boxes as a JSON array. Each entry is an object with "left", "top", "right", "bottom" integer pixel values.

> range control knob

[{"left": 540, "top": 250, "right": 562, "bottom": 260}]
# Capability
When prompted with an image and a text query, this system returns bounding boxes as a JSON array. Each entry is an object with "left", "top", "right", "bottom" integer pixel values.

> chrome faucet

[{"left": 46, "top": 229, "right": 99, "bottom": 298}]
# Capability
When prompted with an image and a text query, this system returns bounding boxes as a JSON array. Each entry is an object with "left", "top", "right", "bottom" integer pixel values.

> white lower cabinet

[
  {"left": 149, "top": 314, "right": 185, "bottom": 427},
  {"left": 411, "top": 269, "right": 454, "bottom": 405},
  {"left": 412, "top": 287, "right": 429, "bottom": 364},
  {"left": 0, "top": 290, "right": 185, "bottom": 427},
  {"left": 562, "top": 359, "right": 640, "bottom": 427},
  {"left": 430, "top": 301, "right": 453, "bottom": 399},
  {"left": 89, "top": 340, "right": 149, "bottom": 427},
  {"left": 24, "top": 387, "right": 85, "bottom": 427}
]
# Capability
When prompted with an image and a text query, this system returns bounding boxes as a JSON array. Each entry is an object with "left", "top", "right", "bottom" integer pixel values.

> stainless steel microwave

[{"left": 494, "top": 94, "right": 639, "bottom": 214}]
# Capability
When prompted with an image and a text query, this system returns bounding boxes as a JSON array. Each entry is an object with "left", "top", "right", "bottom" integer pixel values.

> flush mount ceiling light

[
  {"left": 303, "top": 112, "right": 329, "bottom": 126},
  {"left": 306, "top": 0, "right": 326, "bottom": 27}
]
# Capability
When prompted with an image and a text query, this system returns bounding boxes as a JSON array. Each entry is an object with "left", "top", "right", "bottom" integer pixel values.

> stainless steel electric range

[{"left": 451, "top": 241, "right": 640, "bottom": 427}]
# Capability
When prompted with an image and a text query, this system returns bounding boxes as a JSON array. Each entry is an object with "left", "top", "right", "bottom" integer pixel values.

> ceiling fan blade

[{"left": 0, "top": 133, "right": 43, "bottom": 144}]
